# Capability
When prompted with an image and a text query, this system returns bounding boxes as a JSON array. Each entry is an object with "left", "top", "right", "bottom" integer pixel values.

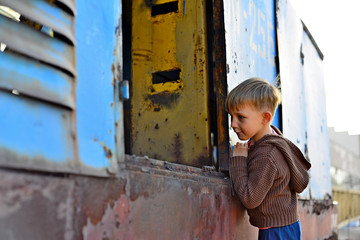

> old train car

[{"left": 0, "top": 0, "right": 337, "bottom": 239}]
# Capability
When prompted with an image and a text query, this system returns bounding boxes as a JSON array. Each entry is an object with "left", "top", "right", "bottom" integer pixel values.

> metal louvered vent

[
  {"left": 0, "top": 0, "right": 77, "bottom": 171},
  {"left": 0, "top": 0, "right": 75, "bottom": 108}
]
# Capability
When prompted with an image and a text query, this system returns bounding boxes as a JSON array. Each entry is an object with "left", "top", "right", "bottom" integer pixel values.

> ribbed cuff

[{"left": 230, "top": 156, "right": 247, "bottom": 168}]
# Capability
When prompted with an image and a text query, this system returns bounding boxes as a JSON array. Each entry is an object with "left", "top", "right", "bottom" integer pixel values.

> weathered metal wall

[
  {"left": 299, "top": 199, "right": 338, "bottom": 240},
  {"left": 276, "top": 0, "right": 307, "bottom": 158},
  {"left": 0, "top": 156, "right": 338, "bottom": 239},
  {"left": 223, "top": 0, "right": 280, "bottom": 140},
  {"left": 0, "top": 157, "right": 260, "bottom": 240},
  {"left": 75, "top": 0, "right": 124, "bottom": 174},
  {"left": 302, "top": 25, "right": 332, "bottom": 200},
  {"left": 0, "top": 0, "right": 123, "bottom": 176},
  {"left": 277, "top": 0, "right": 332, "bottom": 199},
  {"left": 0, "top": 0, "right": 337, "bottom": 239}
]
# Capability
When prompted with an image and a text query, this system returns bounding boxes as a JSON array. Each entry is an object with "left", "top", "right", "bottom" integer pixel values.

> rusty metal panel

[
  {"left": 0, "top": 91, "right": 76, "bottom": 170},
  {"left": 302, "top": 26, "right": 332, "bottom": 199},
  {"left": 130, "top": 0, "right": 211, "bottom": 167},
  {"left": 0, "top": 0, "right": 75, "bottom": 44},
  {"left": 82, "top": 155, "right": 259, "bottom": 239},
  {"left": 299, "top": 199, "right": 338, "bottom": 240},
  {"left": 223, "top": 0, "right": 279, "bottom": 146},
  {"left": 75, "top": 0, "right": 124, "bottom": 173},
  {"left": 0, "top": 14, "right": 75, "bottom": 76},
  {"left": 212, "top": 0, "right": 230, "bottom": 172},
  {"left": 0, "top": 51, "right": 74, "bottom": 109},
  {"left": 0, "top": 169, "right": 76, "bottom": 240}
]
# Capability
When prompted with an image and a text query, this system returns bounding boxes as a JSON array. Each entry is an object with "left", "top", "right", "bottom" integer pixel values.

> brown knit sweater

[{"left": 229, "top": 126, "right": 311, "bottom": 228}]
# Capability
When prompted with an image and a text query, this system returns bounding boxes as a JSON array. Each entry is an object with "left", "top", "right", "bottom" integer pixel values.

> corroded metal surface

[
  {"left": 0, "top": 169, "right": 75, "bottom": 240},
  {"left": 0, "top": 0, "right": 336, "bottom": 239},
  {"left": 0, "top": 157, "right": 337, "bottom": 239},
  {"left": 299, "top": 199, "right": 338, "bottom": 240},
  {"left": 130, "top": 0, "right": 211, "bottom": 167},
  {"left": 212, "top": 0, "right": 230, "bottom": 172},
  {"left": 81, "top": 155, "right": 258, "bottom": 239}
]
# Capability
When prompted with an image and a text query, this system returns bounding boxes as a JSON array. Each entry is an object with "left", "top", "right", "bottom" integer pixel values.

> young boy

[{"left": 225, "top": 78, "right": 311, "bottom": 240}]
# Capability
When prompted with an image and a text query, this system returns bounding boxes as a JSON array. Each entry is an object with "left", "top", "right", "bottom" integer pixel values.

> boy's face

[{"left": 229, "top": 103, "right": 266, "bottom": 142}]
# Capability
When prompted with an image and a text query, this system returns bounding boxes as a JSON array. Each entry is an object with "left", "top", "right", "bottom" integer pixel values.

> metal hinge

[{"left": 119, "top": 80, "right": 129, "bottom": 101}]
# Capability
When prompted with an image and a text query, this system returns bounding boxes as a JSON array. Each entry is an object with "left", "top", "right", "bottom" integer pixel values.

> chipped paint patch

[
  {"left": 82, "top": 195, "right": 131, "bottom": 240},
  {"left": 0, "top": 170, "right": 75, "bottom": 240}
]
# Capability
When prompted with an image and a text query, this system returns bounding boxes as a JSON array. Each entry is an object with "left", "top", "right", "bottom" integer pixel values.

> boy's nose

[{"left": 230, "top": 120, "right": 236, "bottom": 129}]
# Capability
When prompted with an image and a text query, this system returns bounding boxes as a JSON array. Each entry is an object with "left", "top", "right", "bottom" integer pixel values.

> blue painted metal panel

[
  {"left": 0, "top": 91, "right": 75, "bottom": 167},
  {"left": 277, "top": 0, "right": 331, "bottom": 199},
  {"left": 223, "top": 0, "right": 279, "bottom": 145},
  {"left": 276, "top": 0, "right": 307, "bottom": 153},
  {"left": 75, "top": 0, "right": 123, "bottom": 170},
  {"left": 0, "top": 51, "right": 74, "bottom": 108},
  {"left": 0, "top": 1, "right": 77, "bottom": 173},
  {"left": 0, "top": 0, "right": 75, "bottom": 43},
  {"left": 276, "top": 0, "right": 309, "bottom": 198},
  {"left": 302, "top": 30, "right": 332, "bottom": 199},
  {"left": 0, "top": 14, "right": 75, "bottom": 75},
  {"left": 0, "top": 0, "right": 123, "bottom": 176}
]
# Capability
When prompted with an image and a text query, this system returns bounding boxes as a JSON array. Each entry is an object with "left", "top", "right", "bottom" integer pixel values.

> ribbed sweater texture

[{"left": 229, "top": 126, "right": 311, "bottom": 228}]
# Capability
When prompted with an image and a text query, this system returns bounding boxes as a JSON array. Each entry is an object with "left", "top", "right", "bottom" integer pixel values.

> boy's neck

[{"left": 253, "top": 124, "right": 273, "bottom": 142}]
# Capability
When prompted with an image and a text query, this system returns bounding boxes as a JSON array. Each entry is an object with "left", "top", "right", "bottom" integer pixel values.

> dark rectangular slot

[
  {"left": 151, "top": 1, "right": 179, "bottom": 16},
  {"left": 152, "top": 69, "right": 181, "bottom": 84}
]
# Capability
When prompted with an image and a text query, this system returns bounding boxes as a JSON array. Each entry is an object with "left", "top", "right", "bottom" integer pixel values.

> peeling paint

[
  {"left": 101, "top": 142, "right": 113, "bottom": 159},
  {"left": 0, "top": 170, "right": 75, "bottom": 240}
]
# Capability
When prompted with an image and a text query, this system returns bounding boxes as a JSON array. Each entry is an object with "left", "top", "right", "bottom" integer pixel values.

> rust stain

[
  {"left": 173, "top": 133, "right": 184, "bottom": 164},
  {"left": 101, "top": 144, "right": 113, "bottom": 159},
  {"left": 82, "top": 195, "right": 131, "bottom": 239},
  {"left": 192, "top": 147, "right": 212, "bottom": 167},
  {"left": 212, "top": 0, "right": 230, "bottom": 172},
  {"left": 75, "top": 177, "right": 126, "bottom": 228},
  {"left": 147, "top": 91, "right": 181, "bottom": 108},
  {"left": 144, "top": 0, "right": 154, "bottom": 7},
  {"left": 301, "top": 199, "right": 333, "bottom": 216}
]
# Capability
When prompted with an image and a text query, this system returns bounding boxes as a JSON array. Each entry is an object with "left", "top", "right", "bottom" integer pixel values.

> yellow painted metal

[{"left": 131, "top": 0, "right": 211, "bottom": 167}]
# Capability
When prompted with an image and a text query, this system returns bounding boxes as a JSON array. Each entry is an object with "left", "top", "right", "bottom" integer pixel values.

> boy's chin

[{"left": 237, "top": 135, "right": 250, "bottom": 141}]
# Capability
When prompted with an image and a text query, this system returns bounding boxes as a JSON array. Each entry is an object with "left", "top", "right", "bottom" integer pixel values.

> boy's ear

[{"left": 262, "top": 111, "right": 272, "bottom": 124}]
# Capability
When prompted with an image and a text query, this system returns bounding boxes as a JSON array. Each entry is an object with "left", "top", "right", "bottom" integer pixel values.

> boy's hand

[{"left": 233, "top": 142, "right": 248, "bottom": 157}]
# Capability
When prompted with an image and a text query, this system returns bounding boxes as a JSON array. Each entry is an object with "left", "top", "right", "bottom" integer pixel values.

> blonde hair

[{"left": 225, "top": 77, "right": 281, "bottom": 116}]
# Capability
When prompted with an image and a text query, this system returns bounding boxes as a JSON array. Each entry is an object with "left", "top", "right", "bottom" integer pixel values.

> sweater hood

[{"left": 251, "top": 125, "right": 311, "bottom": 193}]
